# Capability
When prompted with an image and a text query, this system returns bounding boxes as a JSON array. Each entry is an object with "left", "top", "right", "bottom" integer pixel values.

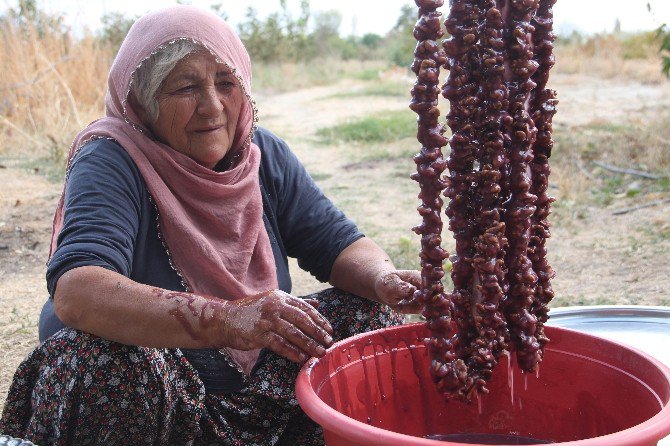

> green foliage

[
  {"left": 591, "top": 176, "right": 623, "bottom": 206},
  {"left": 354, "top": 68, "right": 382, "bottom": 81},
  {"left": 316, "top": 109, "right": 416, "bottom": 144},
  {"left": 98, "top": 12, "right": 135, "bottom": 52},
  {"left": 311, "top": 10, "right": 345, "bottom": 58},
  {"left": 555, "top": 30, "right": 585, "bottom": 46},
  {"left": 620, "top": 31, "right": 659, "bottom": 60},
  {"left": 383, "top": 4, "right": 417, "bottom": 68},
  {"left": 235, "top": 1, "right": 423, "bottom": 66},
  {"left": 251, "top": 59, "right": 387, "bottom": 92},
  {"left": 386, "top": 236, "right": 419, "bottom": 270},
  {"left": 657, "top": 24, "right": 670, "bottom": 77},
  {"left": 325, "top": 81, "right": 408, "bottom": 98},
  {"left": 0, "top": 1, "right": 444, "bottom": 76},
  {"left": 361, "top": 33, "right": 382, "bottom": 49},
  {"left": 208, "top": 3, "right": 229, "bottom": 21},
  {"left": 1, "top": 0, "right": 65, "bottom": 36},
  {"left": 237, "top": 1, "right": 312, "bottom": 63}
]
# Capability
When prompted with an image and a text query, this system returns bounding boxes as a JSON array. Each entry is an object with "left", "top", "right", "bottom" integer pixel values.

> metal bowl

[
  {"left": 548, "top": 305, "right": 670, "bottom": 446},
  {"left": 547, "top": 305, "right": 670, "bottom": 367}
]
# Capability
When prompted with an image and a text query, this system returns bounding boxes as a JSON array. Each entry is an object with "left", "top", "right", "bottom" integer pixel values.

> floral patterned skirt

[{"left": 0, "top": 289, "right": 403, "bottom": 446}]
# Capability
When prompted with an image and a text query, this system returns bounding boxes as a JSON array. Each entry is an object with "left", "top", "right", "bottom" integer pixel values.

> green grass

[
  {"left": 0, "top": 155, "right": 66, "bottom": 183},
  {"left": 353, "top": 68, "right": 382, "bottom": 81},
  {"left": 341, "top": 145, "right": 418, "bottom": 166},
  {"left": 252, "top": 59, "right": 388, "bottom": 92},
  {"left": 656, "top": 177, "right": 670, "bottom": 192},
  {"left": 8, "top": 306, "right": 35, "bottom": 336},
  {"left": 325, "top": 81, "right": 409, "bottom": 99},
  {"left": 26, "top": 158, "right": 66, "bottom": 183},
  {"left": 552, "top": 116, "right": 670, "bottom": 207},
  {"left": 316, "top": 109, "right": 416, "bottom": 144},
  {"left": 641, "top": 222, "right": 670, "bottom": 244},
  {"left": 309, "top": 172, "right": 332, "bottom": 182},
  {"left": 591, "top": 176, "right": 625, "bottom": 206},
  {"left": 384, "top": 235, "right": 419, "bottom": 270},
  {"left": 582, "top": 122, "right": 629, "bottom": 134}
]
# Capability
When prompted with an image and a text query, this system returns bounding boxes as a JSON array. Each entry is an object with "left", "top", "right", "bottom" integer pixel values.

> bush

[
  {"left": 98, "top": 12, "right": 136, "bottom": 54},
  {"left": 316, "top": 110, "right": 416, "bottom": 144},
  {"left": 658, "top": 25, "right": 670, "bottom": 77}
]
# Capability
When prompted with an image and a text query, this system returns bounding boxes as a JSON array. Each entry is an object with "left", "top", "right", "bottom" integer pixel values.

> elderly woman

[{"left": 0, "top": 5, "right": 420, "bottom": 446}]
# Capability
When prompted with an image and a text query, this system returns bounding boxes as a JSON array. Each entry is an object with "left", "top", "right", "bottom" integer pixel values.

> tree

[
  {"left": 237, "top": 0, "right": 317, "bottom": 62},
  {"left": 384, "top": 4, "right": 418, "bottom": 67},
  {"left": 99, "top": 12, "right": 135, "bottom": 52},
  {"left": 237, "top": 7, "right": 287, "bottom": 62},
  {"left": 647, "top": 2, "right": 670, "bottom": 77},
  {"left": 361, "top": 33, "right": 382, "bottom": 50},
  {"left": 311, "top": 10, "right": 342, "bottom": 57},
  {"left": 5, "top": 0, "right": 65, "bottom": 36},
  {"left": 281, "top": 0, "right": 311, "bottom": 60},
  {"left": 209, "top": 3, "right": 229, "bottom": 21},
  {"left": 658, "top": 24, "right": 670, "bottom": 77}
]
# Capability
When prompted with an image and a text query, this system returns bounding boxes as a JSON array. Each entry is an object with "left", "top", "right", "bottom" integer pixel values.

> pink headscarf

[{"left": 50, "top": 5, "right": 277, "bottom": 374}]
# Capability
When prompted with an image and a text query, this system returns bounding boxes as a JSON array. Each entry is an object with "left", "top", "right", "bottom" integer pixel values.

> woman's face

[{"left": 148, "top": 50, "right": 244, "bottom": 169}]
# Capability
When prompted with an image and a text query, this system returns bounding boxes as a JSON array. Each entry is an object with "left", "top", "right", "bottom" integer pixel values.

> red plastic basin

[{"left": 296, "top": 323, "right": 670, "bottom": 445}]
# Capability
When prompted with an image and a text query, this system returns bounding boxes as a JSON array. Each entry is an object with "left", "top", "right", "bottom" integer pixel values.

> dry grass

[
  {"left": 0, "top": 20, "right": 112, "bottom": 159},
  {"left": 1, "top": 17, "right": 670, "bottom": 409},
  {"left": 555, "top": 32, "right": 667, "bottom": 84},
  {"left": 551, "top": 115, "right": 670, "bottom": 207},
  {"left": 1, "top": 18, "right": 665, "bottom": 161},
  {"left": 252, "top": 58, "right": 391, "bottom": 93},
  {"left": 0, "top": 19, "right": 391, "bottom": 161}
]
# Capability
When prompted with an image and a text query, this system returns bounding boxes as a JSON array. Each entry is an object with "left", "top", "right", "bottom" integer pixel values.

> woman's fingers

[
  {"left": 286, "top": 296, "right": 333, "bottom": 335},
  {"left": 376, "top": 270, "right": 421, "bottom": 304},
  {"left": 394, "top": 298, "right": 423, "bottom": 314},
  {"left": 272, "top": 318, "right": 328, "bottom": 359},
  {"left": 278, "top": 299, "right": 333, "bottom": 348},
  {"left": 259, "top": 331, "right": 309, "bottom": 363},
  {"left": 372, "top": 270, "right": 423, "bottom": 313},
  {"left": 392, "top": 270, "right": 422, "bottom": 313},
  {"left": 236, "top": 291, "right": 332, "bottom": 363},
  {"left": 393, "top": 270, "right": 421, "bottom": 299},
  {"left": 396, "top": 270, "right": 422, "bottom": 287}
]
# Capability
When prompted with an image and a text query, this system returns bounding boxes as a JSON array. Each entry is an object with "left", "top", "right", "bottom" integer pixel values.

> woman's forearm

[
  {"left": 54, "top": 265, "right": 333, "bottom": 360},
  {"left": 54, "top": 265, "right": 228, "bottom": 348},
  {"left": 329, "top": 237, "right": 395, "bottom": 302},
  {"left": 329, "top": 237, "right": 422, "bottom": 313}
]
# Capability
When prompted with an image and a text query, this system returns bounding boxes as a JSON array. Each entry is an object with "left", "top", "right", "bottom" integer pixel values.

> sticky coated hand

[
  {"left": 374, "top": 270, "right": 422, "bottom": 314},
  {"left": 219, "top": 290, "right": 334, "bottom": 363}
]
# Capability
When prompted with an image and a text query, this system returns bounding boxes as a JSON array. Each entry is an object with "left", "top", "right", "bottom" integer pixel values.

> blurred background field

[{"left": 1, "top": 1, "right": 669, "bottom": 407}]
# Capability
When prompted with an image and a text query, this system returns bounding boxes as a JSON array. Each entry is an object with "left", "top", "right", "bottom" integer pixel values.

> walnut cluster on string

[{"left": 410, "top": 0, "right": 558, "bottom": 400}]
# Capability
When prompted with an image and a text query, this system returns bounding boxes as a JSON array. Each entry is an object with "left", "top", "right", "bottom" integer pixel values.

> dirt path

[
  {"left": 258, "top": 73, "right": 670, "bottom": 306},
  {"left": 1, "top": 73, "right": 669, "bottom": 406},
  {"left": 556, "top": 73, "right": 670, "bottom": 126},
  {"left": 0, "top": 165, "right": 58, "bottom": 403}
]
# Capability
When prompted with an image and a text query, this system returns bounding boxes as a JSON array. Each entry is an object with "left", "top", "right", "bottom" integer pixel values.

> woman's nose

[{"left": 197, "top": 86, "right": 224, "bottom": 117}]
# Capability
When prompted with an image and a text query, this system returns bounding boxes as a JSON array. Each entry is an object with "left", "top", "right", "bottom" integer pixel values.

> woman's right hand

[{"left": 219, "top": 290, "right": 334, "bottom": 363}]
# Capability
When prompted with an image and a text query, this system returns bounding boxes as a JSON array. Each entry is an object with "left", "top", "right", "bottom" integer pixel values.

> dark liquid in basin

[{"left": 425, "top": 433, "right": 552, "bottom": 444}]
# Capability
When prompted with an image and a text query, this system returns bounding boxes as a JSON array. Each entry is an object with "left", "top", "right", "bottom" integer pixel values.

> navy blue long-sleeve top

[{"left": 39, "top": 126, "right": 363, "bottom": 393}]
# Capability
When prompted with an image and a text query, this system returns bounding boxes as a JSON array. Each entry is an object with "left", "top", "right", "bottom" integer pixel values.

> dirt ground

[{"left": 1, "top": 72, "right": 669, "bottom": 407}]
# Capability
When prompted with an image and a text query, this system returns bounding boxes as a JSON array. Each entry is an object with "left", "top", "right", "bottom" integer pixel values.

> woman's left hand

[{"left": 374, "top": 270, "right": 422, "bottom": 314}]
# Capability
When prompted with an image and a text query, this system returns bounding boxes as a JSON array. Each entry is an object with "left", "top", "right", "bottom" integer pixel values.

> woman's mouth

[{"left": 193, "top": 125, "right": 224, "bottom": 133}]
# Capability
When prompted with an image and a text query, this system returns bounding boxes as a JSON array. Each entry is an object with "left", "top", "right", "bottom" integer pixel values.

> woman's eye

[
  {"left": 217, "top": 81, "right": 235, "bottom": 90},
  {"left": 177, "top": 85, "right": 196, "bottom": 93}
]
